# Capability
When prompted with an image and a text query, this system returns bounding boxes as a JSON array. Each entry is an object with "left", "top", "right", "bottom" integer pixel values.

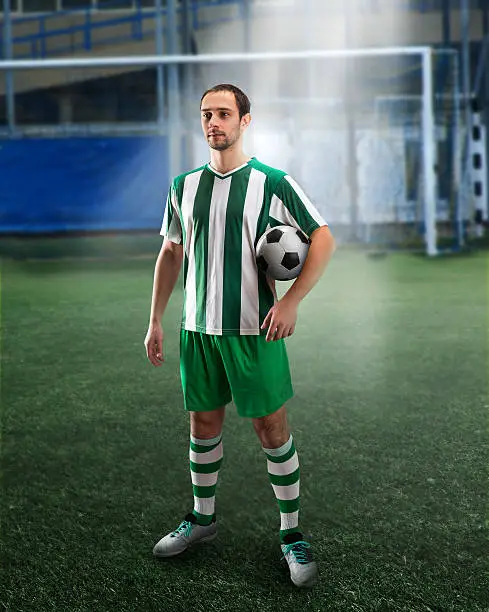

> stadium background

[{"left": 1, "top": 1, "right": 488, "bottom": 611}]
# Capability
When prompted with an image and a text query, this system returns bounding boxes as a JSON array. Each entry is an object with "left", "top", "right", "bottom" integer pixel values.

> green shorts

[{"left": 179, "top": 329, "right": 294, "bottom": 418}]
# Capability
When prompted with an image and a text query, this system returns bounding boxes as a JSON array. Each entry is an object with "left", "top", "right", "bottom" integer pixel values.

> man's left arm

[{"left": 261, "top": 225, "right": 335, "bottom": 342}]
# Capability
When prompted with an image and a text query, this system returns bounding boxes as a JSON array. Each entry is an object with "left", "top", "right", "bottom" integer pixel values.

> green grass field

[{"left": 1, "top": 242, "right": 488, "bottom": 611}]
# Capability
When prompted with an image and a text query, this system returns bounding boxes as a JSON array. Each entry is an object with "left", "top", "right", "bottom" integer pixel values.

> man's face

[{"left": 200, "top": 91, "right": 249, "bottom": 151}]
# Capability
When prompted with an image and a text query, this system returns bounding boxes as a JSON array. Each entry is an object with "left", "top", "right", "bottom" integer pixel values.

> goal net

[{"left": 0, "top": 47, "right": 465, "bottom": 255}]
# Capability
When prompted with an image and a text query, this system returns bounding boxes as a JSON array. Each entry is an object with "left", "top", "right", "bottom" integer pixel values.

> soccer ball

[{"left": 256, "top": 225, "right": 310, "bottom": 281}]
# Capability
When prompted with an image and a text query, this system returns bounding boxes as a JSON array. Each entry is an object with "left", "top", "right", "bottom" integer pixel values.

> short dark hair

[{"left": 200, "top": 84, "right": 251, "bottom": 119}]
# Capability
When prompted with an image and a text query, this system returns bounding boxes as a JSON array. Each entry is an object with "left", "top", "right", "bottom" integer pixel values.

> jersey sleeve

[
  {"left": 270, "top": 175, "right": 328, "bottom": 238},
  {"left": 160, "top": 181, "right": 183, "bottom": 244}
]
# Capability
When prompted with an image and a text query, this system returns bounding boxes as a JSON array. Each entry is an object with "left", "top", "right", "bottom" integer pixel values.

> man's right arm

[
  {"left": 149, "top": 238, "right": 184, "bottom": 324},
  {"left": 145, "top": 238, "right": 183, "bottom": 366}
]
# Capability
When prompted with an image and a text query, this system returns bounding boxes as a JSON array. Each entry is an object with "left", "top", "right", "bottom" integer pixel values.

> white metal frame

[
  {"left": 421, "top": 48, "right": 437, "bottom": 256},
  {"left": 0, "top": 46, "right": 433, "bottom": 69}
]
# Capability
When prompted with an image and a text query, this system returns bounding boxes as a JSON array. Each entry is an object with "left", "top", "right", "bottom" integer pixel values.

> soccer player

[{"left": 144, "top": 84, "right": 335, "bottom": 588}]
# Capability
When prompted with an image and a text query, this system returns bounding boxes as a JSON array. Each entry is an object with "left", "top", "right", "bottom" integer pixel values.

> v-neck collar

[{"left": 206, "top": 157, "right": 255, "bottom": 180}]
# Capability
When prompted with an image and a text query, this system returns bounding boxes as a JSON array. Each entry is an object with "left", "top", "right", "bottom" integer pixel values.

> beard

[
  {"left": 207, "top": 127, "right": 241, "bottom": 151},
  {"left": 208, "top": 138, "right": 231, "bottom": 151}
]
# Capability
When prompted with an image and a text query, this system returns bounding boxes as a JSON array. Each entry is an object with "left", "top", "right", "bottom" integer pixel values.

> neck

[{"left": 209, "top": 147, "right": 251, "bottom": 175}]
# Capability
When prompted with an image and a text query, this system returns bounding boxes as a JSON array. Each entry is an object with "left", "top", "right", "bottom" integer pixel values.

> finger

[
  {"left": 148, "top": 349, "right": 160, "bottom": 367},
  {"left": 265, "top": 320, "right": 276, "bottom": 342},
  {"left": 264, "top": 307, "right": 276, "bottom": 329},
  {"left": 148, "top": 341, "right": 163, "bottom": 366},
  {"left": 281, "top": 326, "right": 291, "bottom": 339},
  {"left": 274, "top": 325, "right": 287, "bottom": 341},
  {"left": 155, "top": 338, "right": 164, "bottom": 360},
  {"left": 261, "top": 310, "right": 272, "bottom": 330},
  {"left": 145, "top": 341, "right": 155, "bottom": 364},
  {"left": 154, "top": 340, "right": 165, "bottom": 364},
  {"left": 269, "top": 323, "right": 283, "bottom": 342},
  {"left": 147, "top": 351, "right": 158, "bottom": 366}
]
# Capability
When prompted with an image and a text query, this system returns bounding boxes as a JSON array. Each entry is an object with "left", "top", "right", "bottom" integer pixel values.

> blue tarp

[{"left": 0, "top": 136, "right": 169, "bottom": 233}]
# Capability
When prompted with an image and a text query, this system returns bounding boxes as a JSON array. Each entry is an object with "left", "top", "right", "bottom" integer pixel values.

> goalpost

[{"left": 0, "top": 46, "right": 465, "bottom": 256}]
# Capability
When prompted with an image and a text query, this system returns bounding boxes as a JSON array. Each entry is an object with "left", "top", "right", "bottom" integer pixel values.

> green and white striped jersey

[{"left": 160, "top": 157, "right": 328, "bottom": 336}]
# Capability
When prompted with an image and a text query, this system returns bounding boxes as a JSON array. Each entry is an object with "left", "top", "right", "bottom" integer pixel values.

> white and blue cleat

[
  {"left": 153, "top": 513, "right": 217, "bottom": 558},
  {"left": 281, "top": 532, "right": 318, "bottom": 588}
]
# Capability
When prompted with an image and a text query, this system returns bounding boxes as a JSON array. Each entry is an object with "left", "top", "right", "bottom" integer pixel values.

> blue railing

[
  {"left": 1, "top": 0, "right": 244, "bottom": 59},
  {"left": 473, "top": 33, "right": 489, "bottom": 99},
  {"left": 2, "top": 0, "right": 487, "bottom": 60}
]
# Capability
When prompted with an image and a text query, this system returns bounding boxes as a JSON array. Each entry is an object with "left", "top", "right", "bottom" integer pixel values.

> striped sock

[
  {"left": 263, "top": 435, "right": 301, "bottom": 542},
  {"left": 189, "top": 433, "right": 223, "bottom": 526}
]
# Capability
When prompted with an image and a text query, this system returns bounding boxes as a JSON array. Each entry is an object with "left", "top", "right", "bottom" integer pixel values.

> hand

[
  {"left": 261, "top": 297, "right": 298, "bottom": 342},
  {"left": 144, "top": 322, "right": 165, "bottom": 366}
]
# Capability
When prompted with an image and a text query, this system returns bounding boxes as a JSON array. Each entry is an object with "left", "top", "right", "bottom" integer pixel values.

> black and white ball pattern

[{"left": 256, "top": 225, "right": 310, "bottom": 281}]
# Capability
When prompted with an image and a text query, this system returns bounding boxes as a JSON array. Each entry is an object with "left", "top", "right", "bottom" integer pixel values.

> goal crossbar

[{"left": 0, "top": 46, "right": 433, "bottom": 70}]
